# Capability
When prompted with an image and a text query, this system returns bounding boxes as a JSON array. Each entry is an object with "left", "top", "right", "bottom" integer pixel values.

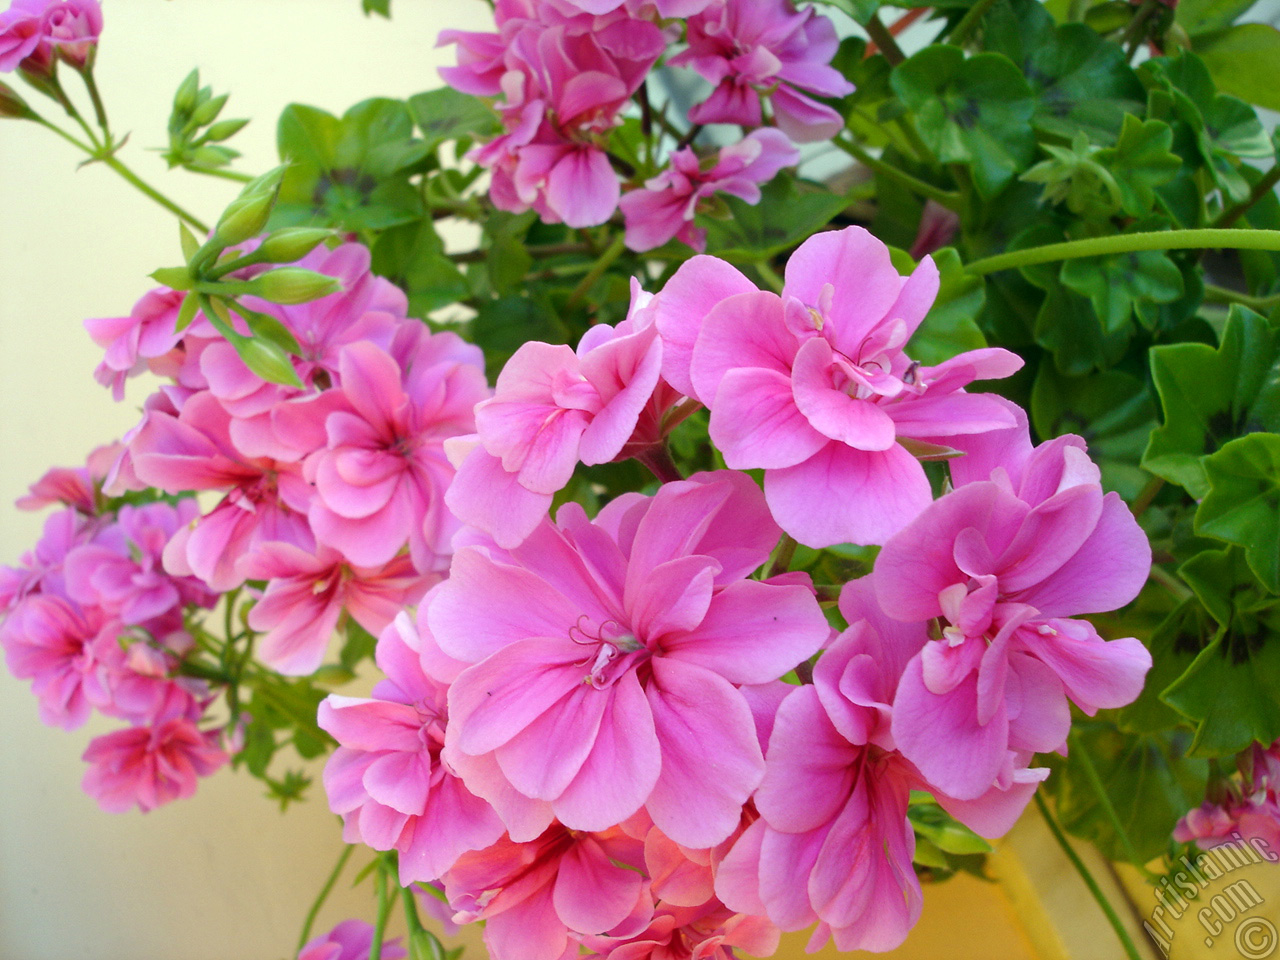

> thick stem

[
  {"left": 1214, "top": 164, "right": 1280, "bottom": 229},
  {"left": 1130, "top": 475, "right": 1165, "bottom": 519},
  {"left": 296, "top": 845, "right": 354, "bottom": 954},
  {"left": 949, "top": 0, "right": 1003, "bottom": 46},
  {"left": 636, "top": 444, "right": 685, "bottom": 484},
  {"left": 756, "top": 260, "right": 785, "bottom": 293},
  {"left": 78, "top": 66, "right": 110, "bottom": 139},
  {"left": 766, "top": 534, "right": 798, "bottom": 579},
  {"left": 835, "top": 137, "right": 962, "bottom": 209},
  {"left": 865, "top": 12, "right": 907, "bottom": 65},
  {"left": 964, "top": 228, "right": 1280, "bottom": 276},
  {"left": 1034, "top": 793, "right": 1145, "bottom": 960},
  {"left": 1202, "top": 282, "right": 1280, "bottom": 312},
  {"left": 566, "top": 233, "right": 626, "bottom": 308},
  {"left": 370, "top": 859, "right": 393, "bottom": 960},
  {"left": 101, "top": 154, "right": 209, "bottom": 232}
]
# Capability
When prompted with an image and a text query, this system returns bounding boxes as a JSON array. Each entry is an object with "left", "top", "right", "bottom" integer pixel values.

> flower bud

[
  {"left": 248, "top": 267, "right": 342, "bottom": 304},
  {"left": 213, "top": 191, "right": 276, "bottom": 247},
  {"left": 0, "top": 81, "right": 33, "bottom": 120},
  {"left": 191, "top": 92, "right": 228, "bottom": 128},
  {"left": 257, "top": 227, "right": 333, "bottom": 263},
  {"left": 202, "top": 118, "right": 248, "bottom": 142},
  {"left": 173, "top": 69, "right": 199, "bottom": 117},
  {"left": 236, "top": 337, "right": 302, "bottom": 387}
]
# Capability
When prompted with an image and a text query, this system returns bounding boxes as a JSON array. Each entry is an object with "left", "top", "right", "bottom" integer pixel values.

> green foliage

[
  {"left": 1193, "top": 24, "right": 1280, "bottom": 112},
  {"left": 702, "top": 173, "right": 851, "bottom": 262},
  {"left": 1196, "top": 433, "right": 1280, "bottom": 591}
]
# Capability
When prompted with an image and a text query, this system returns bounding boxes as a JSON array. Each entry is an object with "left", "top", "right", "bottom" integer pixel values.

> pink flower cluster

[
  {"left": 0, "top": 0, "right": 101, "bottom": 73},
  {"left": 439, "top": 0, "right": 850, "bottom": 248},
  {"left": 1176, "top": 740, "right": 1280, "bottom": 855},
  {"left": 1, "top": 451, "right": 227, "bottom": 813},
  {"left": 317, "top": 225, "right": 1153, "bottom": 956}
]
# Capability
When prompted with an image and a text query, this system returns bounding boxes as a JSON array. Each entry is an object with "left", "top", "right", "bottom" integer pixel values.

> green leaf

[
  {"left": 470, "top": 295, "right": 571, "bottom": 381},
  {"left": 908, "top": 800, "right": 993, "bottom": 855},
  {"left": 1196, "top": 433, "right": 1280, "bottom": 591},
  {"left": 1030, "top": 365, "right": 1157, "bottom": 496},
  {"left": 891, "top": 46, "right": 1036, "bottom": 198},
  {"left": 1144, "top": 306, "right": 1280, "bottom": 497},
  {"left": 1059, "top": 244, "right": 1184, "bottom": 334},
  {"left": 701, "top": 174, "right": 849, "bottom": 262},
  {"left": 371, "top": 219, "right": 469, "bottom": 317},
  {"left": 910, "top": 248, "right": 986, "bottom": 366},
  {"left": 275, "top": 99, "right": 424, "bottom": 232},
  {"left": 984, "top": 0, "right": 1146, "bottom": 145},
  {"left": 339, "top": 621, "right": 379, "bottom": 672},
  {"left": 1048, "top": 720, "right": 1208, "bottom": 863},
  {"left": 1176, "top": 0, "right": 1259, "bottom": 36},
  {"left": 1162, "top": 612, "right": 1280, "bottom": 756},
  {"left": 407, "top": 88, "right": 501, "bottom": 155},
  {"left": 1193, "top": 23, "right": 1280, "bottom": 112},
  {"left": 483, "top": 212, "right": 537, "bottom": 297},
  {"left": 809, "top": 0, "right": 883, "bottom": 25},
  {"left": 1095, "top": 115, "right": 1183, "bottom": 219},
  {"left": 362, "top": 0, "right": 391, "bottom": 15},
  {"left": 1115, "top": 596, "right": 1216, "bottom": 733},
  {"left": 1020, "top": 134, "right": 1125, "bottom": 221}
]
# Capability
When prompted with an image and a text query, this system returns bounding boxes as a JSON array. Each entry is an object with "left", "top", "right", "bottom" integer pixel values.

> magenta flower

[
  {"left": 304, "top": 328, "right": 488, "bottom": 574},
  {"left": 875, "top": 431, "right": 1153, "bottom": 800},
  {"left": 560, "top": 0, "right": 716, "bottom": 16},
  {"left": 1, "top": 506, "right": 98, "bottom": 611},
  {"left": 441, "top": 822, "right": 652, "bottom": 960},
  {"left": 243, "top": 543, "right": 432, "bottom": 676},
  {"left": 297, "top": 921, "right": 406, "bottom": 960},
  {"left": 319, "top": 611, "right": 505, "bottom": 884},
  {"left": 620, "top": 129, "right": 799, "bottom": 253},
  {"left": 432, "top": 470, "right": 829, "bottom": 849},
  {"left": 15, "top": 442, "right": 118, "bottom": 514},
  {"left": 81, "top": 716, "right": 228, "bottom": 813},
  {"left": 64, "top": 500, "right": 213, "bottom": 626},
  {"left": 446, "top": 283, "right": 664, "bottom": 548},
  {"left": 128, "top": 391, "right": 313, "bottom": 591},
  {"left": 671, "top": 0, "right": 854, "bottom": 142},
  {"left": 578, "top": 899, "right": 779, "bottom": 960},
  {"left": 1, "top": 594, "right": 114, "bottom": 729},
  {"left": 655, "top": 226, "right": 1023, "bottom": 547}
]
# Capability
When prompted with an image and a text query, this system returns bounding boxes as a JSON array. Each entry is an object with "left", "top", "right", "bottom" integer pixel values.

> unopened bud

[
  {"left": 1164, "top": 22, "right": 1191, "bottom": 49},
  {"left": 173, "top": 69, "right": 199, "bottom": 116},
  {"left": 149, "top": 266, "right": 193, "bottom": 291},
  {"left": 312, "top": 665, "right": 355, "bottom": 686},
  {"left": 249, "top": 267, "right": 341, "bottom": 304},
  {"left": 191, "top": 92, "right": 228, "bottom": 127},
  {"left": 236, "top": 336, "right": 302, "bottom": 387},
  {"left": 0, "top": 81, "right": 33, "bottom": 120},
  {"left": 214, "top": 191, "right": 276, "bottom": 246},
  {"left": 257, "top": 227, "right": 333, "bottom": 263},
  {"left": 203, "top": 117, "right": 249, "bottom": 142}
]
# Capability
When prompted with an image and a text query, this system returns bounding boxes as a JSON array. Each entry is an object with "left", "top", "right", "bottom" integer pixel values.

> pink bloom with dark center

[
  {"left": 319, "top": 609, "right": 506, "bottom": 884},
  {"left": 620, "top": 129, "right": 799, "bottom": 253},
  {"left": 297, "top": 921, "right": 406, "bottom": 960},
  {"left": 446, "top": 281, "right": 664, "bottom": 548},
  {"left": 671, "top": 0, "right": 854, "bottom": 143},
  {"left": 876, "top": 429, "right": 1153, "bottom": 800},
  {"left": 80, "top": 716, "right": 228, "bottom": 813},
  {"left": 654, "top": 226, "right": 1023, "bottom": 547},
  {"left": 433, "top": 470, "right": 830, "bottom": 849},
  {"left": 305, "top": 327, "right": 488, "bottom": 574}
]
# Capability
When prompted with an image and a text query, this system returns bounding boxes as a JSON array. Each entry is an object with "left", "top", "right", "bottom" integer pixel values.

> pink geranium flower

[
  {"left": 304, "top": 327, "right": 488, "bottom": 574},
  {"left": 875, "top": 429, "right": 1153, "bottom": 800},
  {"left": 654, "top": 226, "right": 1023, "bottom": 547},
  {"left": 81, "top": 716, "right": 228, "bottom": 813},
  {"left": 579, "top": 899, "right": 779, "bottom": 960},
  {"left": 15, "top": 442, "right": 119, "bottom": 514},
  {"left": 319, "top": 609, "right": 506, "bottom": 884},
  {"left": 446, "top": 281, "right": 664, "bottom": 548},
  {"left": 297, "top": 921, "right": 406, "bottom": 960},
  {"left": 242, "top": 543, "right": 432, "bottom": 676},
  {"left": 432, "top": 470, "right": 830, "bottom": 848},
  {"left": 442, "top": 822, "right": 652, "bottom": 960},
  {"left": 671, "top": 0, "right": 854, "bottom": 142},
  {"left": 620, "top": 129, "right": 799, "bottom": 252}
]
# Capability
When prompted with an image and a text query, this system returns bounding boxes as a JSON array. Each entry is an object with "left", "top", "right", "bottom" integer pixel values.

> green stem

[
  {"left": 1130, "top": 475, "right": 1165, "bottom": 519},
  {"left": 865, "top": 12, "right": 907, "bottom": 65},
  {"left": 766, "top": 534, "right": 798, "bottom": 579},
  {"left": 835, "top": 137, "right": 962, "bottom": 210},
  {"left": 964, "top": 228, "right": 1280, "bottom": 276},
  {"left": 1150, "top": 564, "right": 1193, "bottom": 602},
  {"left": 1068, "top": 732, "right": 1158, "bottom": 881},
  {"left": 1202, "top": 283, "right": 1280, "bottom": 313},
  {"left": 949, "top": 0, "right": 1003, "bottom": 46},
  {"left": 400, "top": 886, "right": 444, "bottom": 960},
  {"left": 34, "top": 116, "right": 95, "bottom": 154},
  {"left": 296, "top": 845, "right": 354, "bottom": 955},
  {"left": 370, "top": 859, "right": 393, "bottom": 960},
  {"left": 78, "top": 67, "right": 110, "bottom": 139},
  {"left": 1119, "top": 0, "right": 1159, "bottom": 60},
  {"left": 1034, "top": 793, "right": 1144, "bottom": 960},
  {"left": 636, "top": 443, "right": 685, "bottom": 484},
  {"left": 566, "top": 233, "right": 626, "bottom": 308},
  {"left": 756, "top": 260, "right": 784, "bottom": 293},
  {"left": 1214, "top": 164, "right": 1280, "bottom": 229},
  {"left": 101, "top": 154, "right": 209, "bottom": 232},
  {"left": 188, "top": 165, "right": 255, "bottom": 184}
]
